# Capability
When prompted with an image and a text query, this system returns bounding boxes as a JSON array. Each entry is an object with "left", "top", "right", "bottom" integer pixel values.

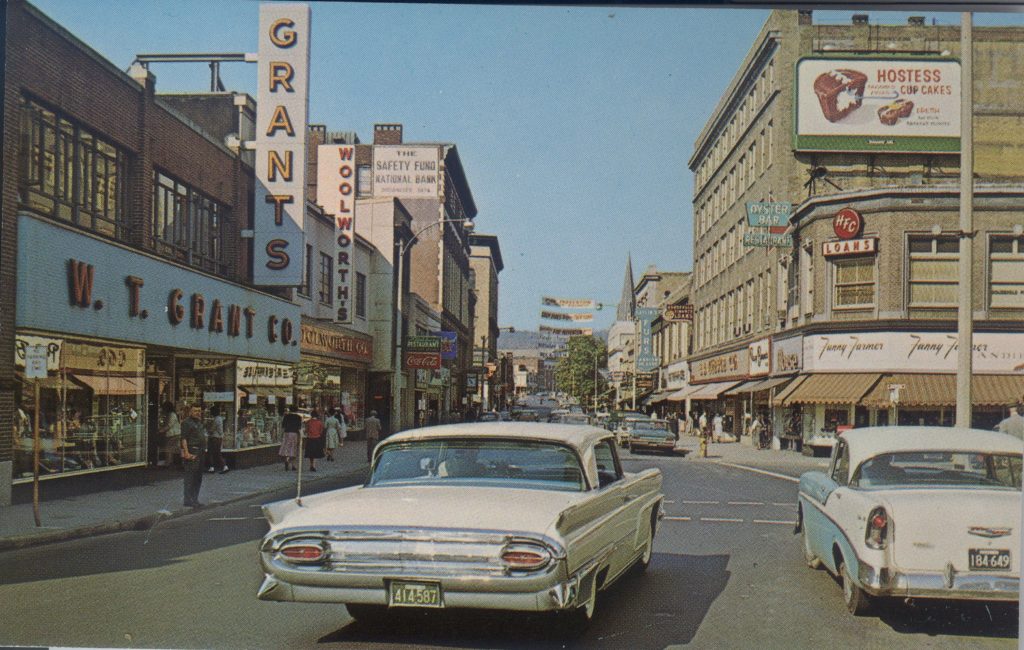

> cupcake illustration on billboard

[
  {"left": 877, "top": 98, "right": 915, "bottom": 125},
  {"left": 813, "top": 69, "right": 868, "bottom": 122}
]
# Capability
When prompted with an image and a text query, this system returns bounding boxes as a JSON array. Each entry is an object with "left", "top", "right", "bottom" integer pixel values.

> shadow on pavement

[
  {"left": 317, "top": 552, "right": 731, "bottom": 649},
  {"left": 876, "top": 599, "right": 1018, "bottom": 639}
]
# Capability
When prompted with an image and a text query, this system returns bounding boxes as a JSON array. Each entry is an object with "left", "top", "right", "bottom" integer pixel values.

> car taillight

[
  {"left": 501, "top": 545, "right": 552, "bottom": 571},
  {"left": 280, "top": 542, "right": 327, "bottom": 563},
  {"left": 865, "top": 507, "right": 888, "bottom": 550}
]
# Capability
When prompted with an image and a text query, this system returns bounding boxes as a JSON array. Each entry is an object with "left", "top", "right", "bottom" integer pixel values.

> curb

[{"left": 0, "top": 464, "right": 370, "bottom": 552}]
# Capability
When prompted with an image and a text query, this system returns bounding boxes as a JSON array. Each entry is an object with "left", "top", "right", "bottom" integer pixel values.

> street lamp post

[{"left": 392, "top": 217, "right": 474, "bottom": 435}]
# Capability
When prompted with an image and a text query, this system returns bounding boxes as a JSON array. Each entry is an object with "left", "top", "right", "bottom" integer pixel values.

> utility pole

[{"left": 956, "top": 11, "right": 974, "bottom": 428}]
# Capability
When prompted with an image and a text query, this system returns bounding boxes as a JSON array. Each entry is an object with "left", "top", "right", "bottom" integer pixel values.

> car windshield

[
  {"left": 631, "top": 421, "right": 668, "bottom": 432},
  {"left": 853, "top": 451, "right": 1023, "bottom": 489},
  {"left": 369, "top": 438, "right": 587, "bottom": 492}
]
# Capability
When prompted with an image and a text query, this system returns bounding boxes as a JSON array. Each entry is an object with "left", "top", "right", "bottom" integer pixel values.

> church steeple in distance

[{"left": 616, "top": 253, "right": 635, "bottom": 322}]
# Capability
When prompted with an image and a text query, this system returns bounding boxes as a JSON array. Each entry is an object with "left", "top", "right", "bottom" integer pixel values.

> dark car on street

[{"left": 628, "top": 419, "right": 677, "bottom": 455}]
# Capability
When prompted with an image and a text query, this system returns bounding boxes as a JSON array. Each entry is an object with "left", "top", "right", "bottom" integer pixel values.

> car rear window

[
  {"left": 370, "top": 438, "right": 587, "bottom": 491},
  {"left": 853, "top": 451, "right": 1023, "bottom": 489}
]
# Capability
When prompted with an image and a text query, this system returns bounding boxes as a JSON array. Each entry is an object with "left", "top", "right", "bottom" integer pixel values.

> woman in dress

[
  {"left": 278, "top": 404, "right": 302, "bottom": 471},
  {"left": 324, "top": 408, "right": 340, "bottom": 461},
  {"left": 304, "top": 410, "right": 325, "bottom": 472}
]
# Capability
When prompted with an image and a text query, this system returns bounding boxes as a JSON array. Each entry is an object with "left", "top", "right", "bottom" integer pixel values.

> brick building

[
  {"left": 688, "top": 10, "right": 1024, "bottom": 448},
  {"left": 0, "top": 1, "right": 306, "bottom": 503}
]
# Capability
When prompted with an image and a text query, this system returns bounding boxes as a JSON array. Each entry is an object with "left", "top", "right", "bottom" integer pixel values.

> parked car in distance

[
  {"left": 512, "top": 409, "right": 541, "bottom": 422},
  {"left": 258, "top": 423, "right": 664, "bottom": 631},
  {"left": 797, "top": 426, "right": 1022, "bottom": 616},
  {"left": 547, "top": 408, "right": 570, "bottom": 422},
  {"left": 478, "top": 411, "right": 499, "bottom": 422},
  {"left": 615, "top": 416, "right": 650, "bottom": 447},
  {"left": 627, "top": 419, "right": 676, "bottom": 454},
  {"left": 553, "top": 413, "right": 591, "bottom": 426}
]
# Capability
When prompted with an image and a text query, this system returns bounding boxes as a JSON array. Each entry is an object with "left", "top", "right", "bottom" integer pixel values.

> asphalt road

[{"left": 0, "top": 448, "right": 1017, "bottom": 649}]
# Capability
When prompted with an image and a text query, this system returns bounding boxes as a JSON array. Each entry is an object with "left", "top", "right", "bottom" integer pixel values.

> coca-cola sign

[{"left": 833, "top": 208, "right": 863, "bottom": 240}]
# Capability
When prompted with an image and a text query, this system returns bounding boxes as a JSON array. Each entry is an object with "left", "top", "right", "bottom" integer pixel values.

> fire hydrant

[{"left": 699, "top": 433, "right": 709, "bottom": 458}]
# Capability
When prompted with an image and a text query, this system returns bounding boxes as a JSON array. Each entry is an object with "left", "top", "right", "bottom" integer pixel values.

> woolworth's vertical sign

[
  {"left": 253, "top": 4, "right": 311, "bottom": 286},
  {"left": 317, "top": 145, "right": 356, "bottom": 323}
]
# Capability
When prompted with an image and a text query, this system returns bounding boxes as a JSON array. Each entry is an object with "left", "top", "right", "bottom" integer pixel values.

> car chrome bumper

[
  {"left": 629, "top": 440, "right": 675, "bottom": 451},
  {"left": 858, "top": 563, "right": 1019, "bottom": 602},
  {"left": 258, "top": 560, "right": 595, "bottom": 612}
]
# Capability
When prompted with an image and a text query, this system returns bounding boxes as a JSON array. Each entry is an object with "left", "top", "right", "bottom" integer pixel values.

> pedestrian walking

[
  {"left": 365, "top": 410, "right": 382, "bottom": 463},
  {"left": 996, "top": 402, "right": 1024, "bottom": 441},
  {"left": 180, "top": 404, "right": 207, "bottom": 507},
  {"left": 304, "top": 410, "right": 325, "bottom": 472},
  {"left": 324, "top": 408, "right": 342, "bottom": 460},
  {"left": 279, "top": 404, "right": 302, "bottom": 471},
  {"left": 713, "top": 412, "right": 724, "bottom": 442},
  {"left": 698, "top": 411, "right": 708, "bottom": 437},
  {"left": 158, "top": 401, "right": 181, "bottom": 467},
  {"left": 749, "top": 414, "right": 764, "bottom": 450},
  {"left": 206, "top": 405, "right": 229, "bottom": 474}
]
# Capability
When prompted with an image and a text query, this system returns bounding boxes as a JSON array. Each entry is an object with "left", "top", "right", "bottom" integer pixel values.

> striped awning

[
  {"left": 665, "top": 387, "right": 692, "bottom": 401},
  {"left": 744, "top": 376, "right": 796, "bottom": 393},
  {"left": 723, "top": 380, "right": 765, "bottom": 396},
  {"left": 679, "top": 381, "right": 742, "bottom": 401},
  {"left": 779, "top": 374, "right": 881, "bottom": 406},
  {"left": 72, "top": 374, "right": 144, "bottom": 396},
  {"left": 861, "top": 374, "right": 1024, "bottom": 408}
]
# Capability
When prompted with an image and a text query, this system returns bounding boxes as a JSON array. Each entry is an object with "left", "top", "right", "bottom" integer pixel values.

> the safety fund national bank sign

[{"left": 254, "top": 3, "right": 311, "bottom": 286}]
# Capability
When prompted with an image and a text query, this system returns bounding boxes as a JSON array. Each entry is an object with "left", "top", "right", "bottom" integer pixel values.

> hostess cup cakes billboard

[{"left": 795, "top": 57, "right": 960, "bottom": 153}]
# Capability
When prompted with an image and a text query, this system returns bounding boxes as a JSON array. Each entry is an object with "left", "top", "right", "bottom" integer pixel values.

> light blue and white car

[{"left": 796, "top": 426, "right": 1021, "bottom": 615}]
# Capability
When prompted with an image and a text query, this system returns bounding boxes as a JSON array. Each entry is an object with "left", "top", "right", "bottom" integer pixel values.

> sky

[{"left": 29, "top": 1, "right": 1024, "bottom": 334}]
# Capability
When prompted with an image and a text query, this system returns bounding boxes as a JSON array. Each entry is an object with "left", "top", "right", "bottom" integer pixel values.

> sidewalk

[
  {"left": 0, "top": 441, "right": 371, "bottom": 551},
  {"left": 675, "top": 435, "right": 830, "bottom": 480}
]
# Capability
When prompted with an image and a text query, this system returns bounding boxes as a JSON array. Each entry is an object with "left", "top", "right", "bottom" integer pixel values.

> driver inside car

[{"left": 438, "top": 445, "right": 487, "bottom": 478}]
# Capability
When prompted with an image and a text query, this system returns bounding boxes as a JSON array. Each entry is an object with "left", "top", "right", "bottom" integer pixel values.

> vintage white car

[
  {"left": 797, "top": 426, "right": 1022, "bottom": 615},
  {"left": 258, "top": 423, "right": 664, "bottom": 628}
]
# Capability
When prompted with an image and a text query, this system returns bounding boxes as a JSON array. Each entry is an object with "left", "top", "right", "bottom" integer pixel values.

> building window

[
  {"left": 20, "top": 98, "right": 130, "bottom": 239},
  {"left": 908, "top": 236, "right": 959, "bottom": 307},
  {"left": 152, "top": 172, "right": 230, "bottom": 275},
  {"left": 990, "top": 235, "right": 1024, "bottom": 309},
  {"left": 833, "top": 256, "right": 876, "bottom": 309},
  {"left": 318, "top": 252, "right": 333, "bottom": 305},
  {"left": 298, "top": 243, "right": 313, "bottom": 297},
  {"left": 357, "top": 165, "right": 372, "bottom": 196},
  {"left": 356, "top": 272, "right": 367, "bottom": 319}
]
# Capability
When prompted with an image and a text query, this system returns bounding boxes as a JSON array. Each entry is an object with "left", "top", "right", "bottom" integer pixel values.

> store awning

[
  {"left": 665, "top": 387, "right": 691, "bottom": 401},
  {"left": 72, "top": 374, "right": 144, "bottom": 395},
  {"left": 861, "top": 374, "right": 1024, "bottom": 408},
  {"left": 723, "top": 380, "right": 766, "bottom": 396},
  {"left": 745, "top": 376, "right": 797, "bottom": 393},
  {"left": 772, "top": 375, "right": 806, "bottom": 406},
  {"left": 680, "top": 381, "right": 742, "bottom": 401},
  {"left": 779, "top": 374, "right": 881, "bottom": 406}
]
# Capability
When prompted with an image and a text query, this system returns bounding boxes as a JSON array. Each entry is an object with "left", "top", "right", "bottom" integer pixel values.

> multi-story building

[
  {"left": 354, "top": 124, "right": 478, "bottom": 421},
  {"left": 1, "top": 1, "right": 305, "bottom": 503},
  {"left": 632, "top": 266, "right": 689, "bottom": 407},
  {"left": 469, "top": 233, "right": 504, "bottom": 411},
  {"left": 608, "top": 256, "right": 637, "bottom": 409},
  {"left": 648, "top": 276, "right": 693, "bottom": 418},
  {"left": 688, "top": 9, "right": 1024, "bottom": 447}
]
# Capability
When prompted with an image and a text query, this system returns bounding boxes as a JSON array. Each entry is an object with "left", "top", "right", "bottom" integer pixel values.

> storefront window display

[
  {"left": 235, "top": 360, "right": 292, "bottom": 449},
  {"left": 176, "top": 357, "right": 237, "bottom": 448},
  {"left": 13, "top": 334, "right": 146, "bottom": 481}
]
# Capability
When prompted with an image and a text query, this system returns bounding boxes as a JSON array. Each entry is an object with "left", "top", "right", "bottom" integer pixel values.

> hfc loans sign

[{"left": 253, "top": 4, "right": 311, "bottom": 286}]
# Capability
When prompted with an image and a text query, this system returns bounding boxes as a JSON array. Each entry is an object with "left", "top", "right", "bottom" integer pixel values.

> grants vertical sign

[
  {"left": 317, "top": 145, "right": 356, "bottom": 323},
  {"left": 254, "top": 3, "right": 311, "bottom": 286}
]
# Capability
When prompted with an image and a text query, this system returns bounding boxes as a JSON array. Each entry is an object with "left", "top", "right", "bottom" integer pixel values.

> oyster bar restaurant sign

[
  {"left": 16, "top": 216, "right": 300, "bottom": 364},
  {"left": 795, "top": 57, "right": 960, "bottom": 153}
]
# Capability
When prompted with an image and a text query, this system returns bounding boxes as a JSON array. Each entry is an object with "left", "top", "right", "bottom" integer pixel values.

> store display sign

[
  {"left": 317, "top": 144, "right": 356, "bottom": 323},
  {"left": 406, "top": 351, "right": 441, "bottom": 369},
  {"left": 795, "top": 57, "right": 960, "bottom": 153},
  {"left": 431, "top": 331, "right": 458, "bottom": 360},
  {"left": 24, "top": 345, "right": 48, "bottom": 379},
  {"left": 254, "top": 3, "right": 311, "bottom": 286},
  {"left": 748, "top": 338, "right": 771, "bottom": 377},
  {"left": 664, "top": 360, "right": 689, "bottom": 390},
  {"left": 300, "top": 323, "right": 372, "bottom": 363},
  {"left": 203, "top": 391, "right": 235, "bottom": 402},
  {"left": 746, "top": 202, "right": 792, "bottom": 228},
  {"left": 773, "top": 335, "right": 803, "bottom": 373},
  {"left": 803, "top": 332, "right": 1024, "bottom": 374},
  {"left": 18, "top": 217, "right": 301, "bottom": 363},
  {"left": 823, "top": 237, "right": 877, "bottom": 257},
  {"left": 373, "top": 145, "right": 440, "bottom": 198},
  {"left": 14, "top": 335, "right": 62, "bottom": 371},
  {"left": 237, "top": 360, "right": 294, "bottom": 386},
  {"left": 635, "top": 307, "right": 660, "bottom": 372},
  {"left": 691, "top": 348, "right": 750, "bottom": 383}
]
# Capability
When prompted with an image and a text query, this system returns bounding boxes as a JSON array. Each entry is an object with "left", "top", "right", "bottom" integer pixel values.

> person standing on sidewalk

[
  {"left": 279, "top": 404, "right": 302, "bottom": 471},
  {"left": 180, "top": 404, "right": 207, "bottom": 508},
  {"left": 304, "top": 410, "right": 325, "bottom": 472},
  {"left": 159, "top": 402, "right": 181, "bottom": 468},
  {"left": 365, "top": 410, "right": 382, "bottom": 463},
  {"left": 206, "top": 405, "right": 229, "bottom": 474},
  {"left": 997, "top": 403, "right": 1024, "bottom": 441},
  {"left": 324, "top": 408, "right": 341, "bottom": 461}
]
